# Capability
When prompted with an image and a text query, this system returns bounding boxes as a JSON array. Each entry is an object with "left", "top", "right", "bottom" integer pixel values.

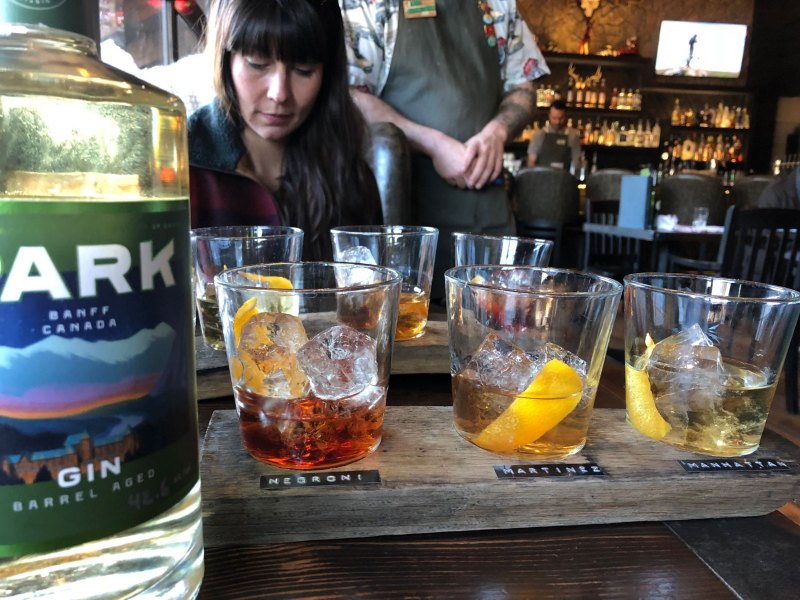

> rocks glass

[
  {"left": 624, "top": 273, "right": 800, "bottom": 456},
  {"left": 331, "top": 225, "right": 438, "bottom": 340},
  {"left": 214, "top": 262, "right": 401, "bottom": 469},
  {"left": 191, "top": 225, "right": 303, "bottom": 350},
  {"left": 446, "top": 266, "right": 622, "bottom": 459},
  {"left": 452, "top": 232, "right": 553, "bottom": 267}
]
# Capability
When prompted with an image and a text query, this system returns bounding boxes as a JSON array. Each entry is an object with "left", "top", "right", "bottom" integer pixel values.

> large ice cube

[
  {"left": 295, "top": 325, "right": 378, "bottom": 400},
  {"left": 236, "top": 312, "right": 309, "bottom": 398},
  {"left": 647, "top": 323, "right": 724, "bottom": 388},
  {"left": 340, "top": 245, "right": 377, "bottom": 265},
  {"left": 466, "top": 332, "right": 539, "bottom": 393},
  {"left": 645, "top": 324, "right": 726, "bottom": 429},
  {"left": 337, "top": 246, "right": 379, "bottom": 287}
]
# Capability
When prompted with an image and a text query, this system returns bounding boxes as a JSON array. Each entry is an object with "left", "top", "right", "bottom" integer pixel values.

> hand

[
  {"left": 464, "top": 121, "right": 507, "bottom": 189},
  {"left": 429, "top": 133, "right": 474, "bottom": 189}
]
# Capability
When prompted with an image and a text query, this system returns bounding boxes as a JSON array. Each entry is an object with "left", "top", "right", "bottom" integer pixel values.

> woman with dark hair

[{"left": 189, "top": 0, "right": 382, "bottom": 259}]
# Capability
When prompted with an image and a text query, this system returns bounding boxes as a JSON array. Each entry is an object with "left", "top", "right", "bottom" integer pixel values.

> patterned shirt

[{"left": 339, "top": 0, "right": 550, "bottom": 95}]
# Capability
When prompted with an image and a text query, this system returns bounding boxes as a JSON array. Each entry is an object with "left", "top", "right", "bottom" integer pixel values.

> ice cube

[
  {"left": 648, "top": 323, "right": 724, "bottom": 388},
  {"left": 295, "top": 325, "right": 378, "bottom": 400},
  {"left": 541, "top": 342, "right": 587, "bottom": 376},
  {"left": 466, "top": 332, "right": 538, "bottom": 393},
  {"left": 236, "top": 312, "right": 309, "bottom": 398},
  {"left": 340, "top": 245, "right": 378, "bottom": 265},
  {"left": 490, "top": 268, "right": 532, "bottom": 291},
  {"left": 337, "top": 246, "right": 380, "bottom": 287}
]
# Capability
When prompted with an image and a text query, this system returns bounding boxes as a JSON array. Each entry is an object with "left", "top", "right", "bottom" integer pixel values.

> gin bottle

[{"left": 0, "top": 24, "right": 203, "bottom": 598}]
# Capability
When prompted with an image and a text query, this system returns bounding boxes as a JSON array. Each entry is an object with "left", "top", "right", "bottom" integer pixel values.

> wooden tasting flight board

[{"left": 200, "top": 407, "right": 800, "bottom": 547}]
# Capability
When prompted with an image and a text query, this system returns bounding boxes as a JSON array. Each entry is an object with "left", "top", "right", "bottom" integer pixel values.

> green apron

[{"left": 381, "top": 0, "right": 515, "bottom": 299}]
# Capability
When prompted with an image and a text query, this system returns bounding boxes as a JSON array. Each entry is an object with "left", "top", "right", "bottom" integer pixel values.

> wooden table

[
  {"left": 196, "top": 344, "right": 800, "bottom": 599},
  {"left": 582, "top": 222, "right": 724, "bottom": 271}
]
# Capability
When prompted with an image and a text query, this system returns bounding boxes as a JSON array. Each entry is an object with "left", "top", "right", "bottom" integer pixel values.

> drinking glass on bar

[
  {"left": 624, "top": 273, "right": 800, "bottom": 456},
  {"left": 190, "top": 225, "right": 303, "bottom": 351},
  {"left": 330, "top": 225, "right": 438, "bottom": 340},
  {"left": 452, "top": 232, "right": 553, "bottom": 267},
  {"left": 215, "top": 262, "right": 401, "bottom": 469},
  {"left": 446, "top": 266, "right": 622, "bottom": 459}
]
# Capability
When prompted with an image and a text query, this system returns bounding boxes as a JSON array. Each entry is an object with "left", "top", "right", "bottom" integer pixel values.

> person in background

[
  {"left": 189, "top": 0, "right": 382, "bottom": 260},
  {"left": 526, "top": 99, "right": 582, "bottom": 172},
  {"left": 756, "top": 166, "right": 800, "bottom": 209},
  {"left": 339, "top": 0, "right": 549, "bottom": 299}
]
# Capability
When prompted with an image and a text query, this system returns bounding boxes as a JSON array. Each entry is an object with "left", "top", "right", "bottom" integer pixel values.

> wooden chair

[
  {"left": 582, "top": 199, "right": 642, "bottom": 281},
  {"left": 671, "top": 207, "right": 800, "bottom": 413},
  {"left": 513, "top": 167, "right": 580, "bottom": 267}
]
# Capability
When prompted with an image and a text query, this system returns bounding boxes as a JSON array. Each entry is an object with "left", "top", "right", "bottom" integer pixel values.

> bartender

[{"left": 527, "top": 99, "right": 582, "bottom": 172}]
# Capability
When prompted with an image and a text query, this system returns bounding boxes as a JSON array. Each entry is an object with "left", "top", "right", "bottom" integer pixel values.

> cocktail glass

[
  {"left": 445, "top": 266, "right": 622, "bottom": 458},
  {"left": 452, "top": 232, "right": 553, "bottom": 267},
  {"left": 330, "top": 225, "right": 438, "bottom": 340},
  {"left": 215, "top": 262, "right": 401, "bottom": 469},
  {"left": 624, "top": 273, "right": 800, "bottom": 456},
  {"left": 191, "top": 225, "right": 303, "bottom": 351}
]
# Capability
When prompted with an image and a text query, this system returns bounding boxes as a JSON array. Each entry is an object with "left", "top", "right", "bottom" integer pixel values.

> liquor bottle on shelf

[
  {"left": 565, "top": 77, "right": 575, "bottom": 107},
  {"left": 671, "top": 98, "right": 682, "bottom": 126},
  {"left": 584, "top": 80, "right": 595, "bottom": 109},
  {"left": 609, "top": 87, "right": 619, "bottom": 110},
  {"left": 575, "top": 81, "right": 585, "bottom": 108},
  {"left": 0, "top": 24, "right": 203, "bottom": 599},
  {"left": 597, "top": 78, "right": 607, "bottom": 109}
]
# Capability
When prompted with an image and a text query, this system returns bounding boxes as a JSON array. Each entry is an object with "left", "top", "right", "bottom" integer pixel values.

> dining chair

[
  {"left": 364, "top": 122, "right": 413, "bottom": 225},
  {"left": 586, "top": 168, "right": 636, "bottom": 205},
  {"left": 512, "top": 166, "right": 581, "bottom": 267},
  {"left": 670, "top": 206, "right": 800, "bottom": 413},
  {"left": 730, "top": 174, "right": 776, "bottom": 210},
  {"left": 659, "top": 173, "right": 727, "bottom": 226},
  {"left": 581, "top": 199, "right": 642, "bottom": 280}
]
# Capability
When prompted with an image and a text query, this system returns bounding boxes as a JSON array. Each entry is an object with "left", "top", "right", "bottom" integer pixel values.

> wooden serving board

[
  {"left": 200, "top": 407, "right": 800, "bottom": 546},
  {"left": 195, "top": 319, "right": 450, "bottom": 399}
]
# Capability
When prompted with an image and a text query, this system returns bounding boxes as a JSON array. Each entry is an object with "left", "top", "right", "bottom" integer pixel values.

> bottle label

[{"left": 0, "top": 199, "right": 199, "bottom": 557}]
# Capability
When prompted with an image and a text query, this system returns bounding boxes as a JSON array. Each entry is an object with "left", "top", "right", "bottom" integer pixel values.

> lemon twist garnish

[
  {"left": 232, "top": 276, "right": 295, "bottom": 345},
  {"left": 625, "top": 334, "right": 671, "bottom": 440},
  {"left": 473, "top": 359, "right": 584, "bottom": 454}
]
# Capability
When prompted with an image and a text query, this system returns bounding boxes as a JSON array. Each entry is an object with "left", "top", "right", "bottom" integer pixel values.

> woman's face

[{"left": 230, "top": 51, "right": 323, "bottom": 142}]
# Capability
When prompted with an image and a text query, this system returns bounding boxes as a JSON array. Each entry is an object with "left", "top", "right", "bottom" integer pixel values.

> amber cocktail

[
  {"left": 215, "top": 262, "right": 400, "bottom": 469},
  {"left": 191, "top": 225, "right": 303, "bottom": 351},
  {"left": 446, "top": 266, "right": 622, "bottom": 459},
  {"left": 624, "top": 274, "right": 800, "bottom": 456},
  {"left": 331, "top": 225, "right": 438, "bottom": 340}
]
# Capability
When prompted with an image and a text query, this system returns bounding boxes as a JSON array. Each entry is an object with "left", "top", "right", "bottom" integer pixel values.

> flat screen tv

[{"left": 654, "top": 20, "right": 748, "bottom": 79}]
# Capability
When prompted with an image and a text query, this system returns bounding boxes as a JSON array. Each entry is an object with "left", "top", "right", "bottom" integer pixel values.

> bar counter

[{"left": 195, "top": 320, "right": 800, "bottom": 599}]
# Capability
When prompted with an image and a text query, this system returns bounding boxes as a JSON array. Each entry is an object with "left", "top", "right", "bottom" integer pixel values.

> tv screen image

[{"left": 654, "top": 20, "right": 748, "bottom": 78}]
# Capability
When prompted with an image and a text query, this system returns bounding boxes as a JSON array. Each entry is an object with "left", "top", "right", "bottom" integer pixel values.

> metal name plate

[
  {"left": 260, "top": 470, "right": 381, "bottom": 490},
  {"left": 678, "top": 458, "right": 794, "bottom": 474},
  {"left": 494, "top": 463, "right": 606, "bottom": 479}
]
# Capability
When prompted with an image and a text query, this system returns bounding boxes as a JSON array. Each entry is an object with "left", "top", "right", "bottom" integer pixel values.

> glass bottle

[
  {"left": 671, "top": 98, "right": 682, "bottom": 126},
  {"left": 0, "top": 24, "right": 203, "bottom": 599},
  {"left": 597, "top": 78, "right": 607, "bottom": 109}
]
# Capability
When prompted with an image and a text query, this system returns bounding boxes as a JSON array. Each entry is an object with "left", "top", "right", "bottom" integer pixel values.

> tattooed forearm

[{"left": 494, "top": 83, "right": 535, "bottom": 138}]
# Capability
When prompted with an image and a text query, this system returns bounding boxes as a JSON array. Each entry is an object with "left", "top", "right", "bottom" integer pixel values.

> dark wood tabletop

[{"left": 195, "top": 354, "right": 800, "bottom": 600}]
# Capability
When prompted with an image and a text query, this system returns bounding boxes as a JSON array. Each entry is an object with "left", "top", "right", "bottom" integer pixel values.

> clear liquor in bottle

[{"left": 0, "top": 25, "right": 203, "bottom": 599}]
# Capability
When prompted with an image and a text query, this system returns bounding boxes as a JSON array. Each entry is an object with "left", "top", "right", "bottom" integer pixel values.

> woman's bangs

[{"left": 230, "top": 2, "right": 327, "bottom": 64}]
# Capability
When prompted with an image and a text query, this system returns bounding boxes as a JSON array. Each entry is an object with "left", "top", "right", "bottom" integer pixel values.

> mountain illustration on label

[{"left": 0, "top": 323, "right": 176, "bottom": 418}]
